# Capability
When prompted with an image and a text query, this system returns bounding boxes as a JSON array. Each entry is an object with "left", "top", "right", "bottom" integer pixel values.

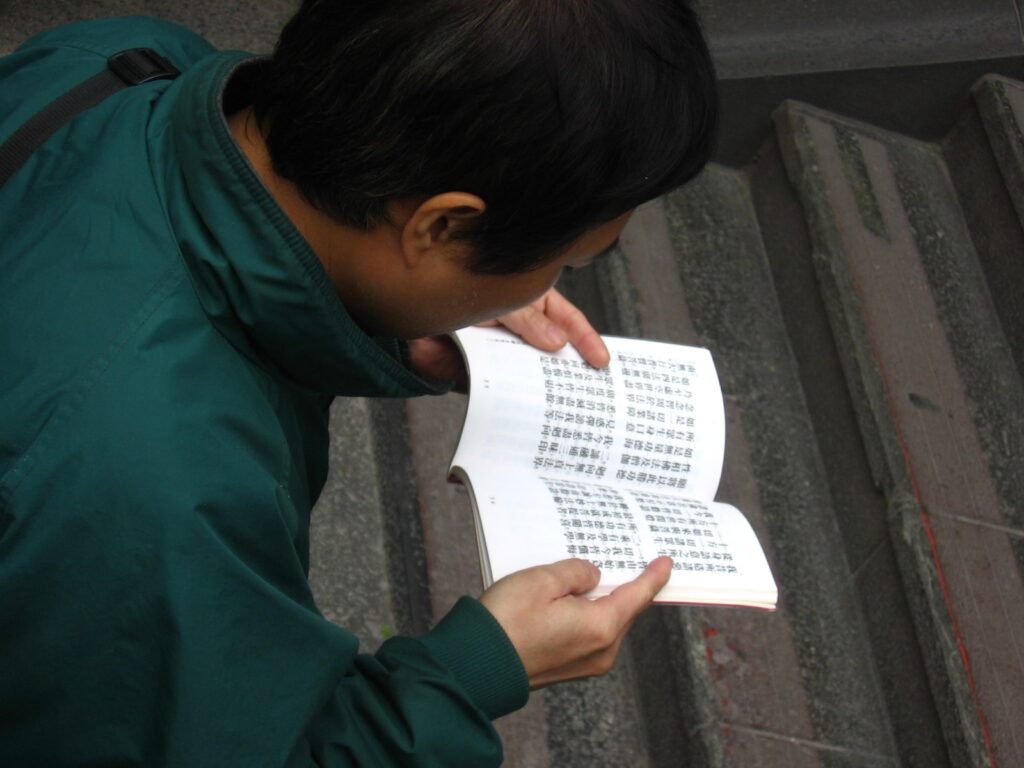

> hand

[
  {"left": 406, "top": 288, "right": 610, "bottom": 390},
  {"left": 479, "top": 287, "right": 610, "bottom": 369},
  {"left": 479, "top": 557, "right": 673, "bottom": 688}
]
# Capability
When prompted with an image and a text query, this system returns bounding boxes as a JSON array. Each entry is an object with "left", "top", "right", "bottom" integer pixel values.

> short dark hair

[{"left": 252, "top": 0, "right": 718, "bottom": 274}]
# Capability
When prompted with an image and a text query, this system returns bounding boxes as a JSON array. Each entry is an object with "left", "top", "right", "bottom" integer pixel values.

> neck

[
  {"left": 227, "top": 107, "right": 342, "bottom": 279},
  {"left": 225, "top": 107, "right": 411, "bottom": 338}
]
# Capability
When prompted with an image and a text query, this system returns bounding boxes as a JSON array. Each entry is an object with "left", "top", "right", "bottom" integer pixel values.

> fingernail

[{"left": 546, "top": 325, "right": 566, "bottom": 345}]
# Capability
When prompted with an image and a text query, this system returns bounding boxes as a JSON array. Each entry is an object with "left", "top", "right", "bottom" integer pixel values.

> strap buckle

[{"left": 107, "top": 48, "right": 180, "bottom": 86}]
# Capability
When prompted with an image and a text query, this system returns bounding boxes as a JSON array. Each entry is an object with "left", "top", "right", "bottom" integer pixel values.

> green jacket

[{"left": 0, "top": 17, "right": 527, "bottom": 767}]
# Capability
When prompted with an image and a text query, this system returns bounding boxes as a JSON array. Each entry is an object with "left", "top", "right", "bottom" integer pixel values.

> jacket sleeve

[
  {"left": 0, "top": 398, "right": 527, "bottom": 768},
  {"left": 126, "top": 471, "right": 528, "bottom": 767},
  {"left": 301, "top": 598, "right": 529, "bottom": 766}
]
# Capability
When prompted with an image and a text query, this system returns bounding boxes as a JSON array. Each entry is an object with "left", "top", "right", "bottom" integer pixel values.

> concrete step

[
  {"left": 974, "top": 75, "right": 1024, "bottom": 233},
  {"left": 773, "top": 98, "right": 1024, "bottom": 768},
  {"left": 655, "top": 169, "right": 898, "bottom": 766},
  {"left": 690, "top": 0, "right": 1022, "bottom": 79},
  {"left": 750, "top": 136, "right": 952, "bottom": 768},
  {"left": 309, "top": 398, "right": 431, "bottom": 646},
  {"left": 944, "top": 75, "right": 1024, "bottom": 380},
  {"left": 310, "top": 398, "right": 397, "bottom": 650},
  {"left": 0, "top": 0, "right": 296, "bottom": 55}
]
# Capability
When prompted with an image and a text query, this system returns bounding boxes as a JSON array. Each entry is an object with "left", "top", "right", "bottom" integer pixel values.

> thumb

[{"left": 603, "top": 556, "right": 672, "bottom": 622}]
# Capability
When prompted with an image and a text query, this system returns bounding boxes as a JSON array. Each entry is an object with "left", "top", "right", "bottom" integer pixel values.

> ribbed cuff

[{"left": 418, "top": 596, "right": 529, "bottom": 720}]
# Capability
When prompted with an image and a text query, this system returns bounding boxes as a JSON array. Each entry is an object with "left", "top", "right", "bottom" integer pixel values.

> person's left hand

[{"left": 406, "top": 287, "right": 611, "bottom": 391}]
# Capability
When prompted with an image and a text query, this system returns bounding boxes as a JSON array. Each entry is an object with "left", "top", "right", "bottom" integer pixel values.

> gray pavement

[
  {"left": 0, "top": 0, "right": 294, "bottom": 54},
  {"left": 691, "top": 0, "right": 1024, "bottom": 78}
]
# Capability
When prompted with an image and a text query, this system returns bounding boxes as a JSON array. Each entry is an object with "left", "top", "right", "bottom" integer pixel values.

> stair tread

[{"left": 775, "top": 99, "right": 1024, "bottom": 768}]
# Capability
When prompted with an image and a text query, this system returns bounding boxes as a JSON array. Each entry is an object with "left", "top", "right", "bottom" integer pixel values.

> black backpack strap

[{"left": 0, "top": 48, "right": 179, "bottom": 190}]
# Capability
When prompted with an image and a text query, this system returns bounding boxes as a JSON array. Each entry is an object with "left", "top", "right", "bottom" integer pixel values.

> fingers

[
  {"left": 533, "top": 557, "right": 602, "bottom": 598},
  {"left": 528, "top": 558, "right": 671, "bottom": 689},
  {"left": 406, "top": 336, "right": 468, "bottom": 391},
  {"left": 538, "top": 289, "right": 610, "bottom": 368},
  {"left": 494, "top": 288, "right": 610, "bottom": 368},
  {"left": 495, "top": 302, "right": 566, "bottom": 353},
  {"left": 478, "top": 557, "right": 666, "bottom": 688},
  {"left": 600, "top": 556, "right": 673, "bottom": 625}
]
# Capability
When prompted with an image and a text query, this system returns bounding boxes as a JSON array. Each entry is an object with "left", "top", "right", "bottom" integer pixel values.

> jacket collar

[{"left": 164, "top": 52, "right": 446, "bottom": 398}]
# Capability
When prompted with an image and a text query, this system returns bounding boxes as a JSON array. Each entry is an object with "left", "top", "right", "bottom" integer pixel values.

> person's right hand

[{"left": 478, "top": 557, "right": 673, "bottom": 689}]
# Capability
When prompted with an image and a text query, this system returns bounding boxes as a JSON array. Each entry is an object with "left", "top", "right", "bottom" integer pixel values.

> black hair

[{"left": 252, "top": 0, "right": 718, "bottom": 273}]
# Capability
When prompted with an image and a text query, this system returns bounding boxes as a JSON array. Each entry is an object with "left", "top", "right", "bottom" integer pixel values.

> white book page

[
  {"left": 453, "top": 465, "right": 776, "bottom": 608},
  {"left": 450, "top": 326, "right": 726, "bottom": 502}
]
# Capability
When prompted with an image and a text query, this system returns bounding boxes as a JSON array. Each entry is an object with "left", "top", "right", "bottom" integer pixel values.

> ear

[{"left": 399, "top": 192, "right": 486, "bottom": 267}]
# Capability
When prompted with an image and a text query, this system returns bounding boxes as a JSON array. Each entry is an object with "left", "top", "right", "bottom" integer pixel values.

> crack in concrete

[
  {"left": 931, "top": 509, "right": 1024, "bottom": 539},
  {"left": 723, "top": 722, "right": 898, "bottom": 765},
  {"left": 850, "top": 537, "right": 890, "bottom": 581}
]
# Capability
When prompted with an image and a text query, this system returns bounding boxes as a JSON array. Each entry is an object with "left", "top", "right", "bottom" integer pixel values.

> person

[{"left": 0, "top": 1, "right": 717, "bottom": 765}]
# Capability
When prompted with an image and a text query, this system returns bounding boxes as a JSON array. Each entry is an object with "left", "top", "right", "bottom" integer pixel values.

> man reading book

[{"left": 0, "top": 0, "right": 717, "bottom": 764}]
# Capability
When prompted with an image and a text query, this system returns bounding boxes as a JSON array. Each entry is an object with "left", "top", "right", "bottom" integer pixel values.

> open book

[{"left": 448, "top": 326, "right": 777, "bottom": 609}]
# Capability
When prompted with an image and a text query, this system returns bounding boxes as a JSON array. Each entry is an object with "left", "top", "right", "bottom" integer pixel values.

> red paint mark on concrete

[
  {"left": 704, "top": 626, "right": 718, "bottom": 663},
  {"left": 853, "top": 278, "right": 999, "bottom": 768}
]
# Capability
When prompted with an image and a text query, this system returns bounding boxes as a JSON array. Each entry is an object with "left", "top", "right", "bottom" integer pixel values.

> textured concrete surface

[
  {"left": 944, "top": 84, "right": 1024, "bottom": 385},
  {"left": 714, "top": 57, "right": 1024, "bottom": 165},
  {"left": 309, "top": 397, "right": 432, "bottom": 646},
  {"left": 750, "top": 140, "right": 952, "bottom": 768},
  {"left": 309, "top": 396, "right": 432, "bottom": 645},
  {"left": 691, "top": 0, "right": 1024, "bottom": 79},
  {"left": 0, "top": 0, "right": 295, "bottom": 54},
  {"left": 309, "top": 398, "right": 397, "bottom": 650},
  {"left": 775, "top": 100, "right": 1024, "bottom": 768},
  {"left": 15, "top": 0, "right": 1019, "bottom": 74},
  {"left": 969, "top": 75, "right": 1024, "bottom": 382},
  {"left": 975, "top": 75, "right": 1024, "bottom": 230},
  {"left": 662, "top": 166, "right": 898, "bottom": 765}
]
